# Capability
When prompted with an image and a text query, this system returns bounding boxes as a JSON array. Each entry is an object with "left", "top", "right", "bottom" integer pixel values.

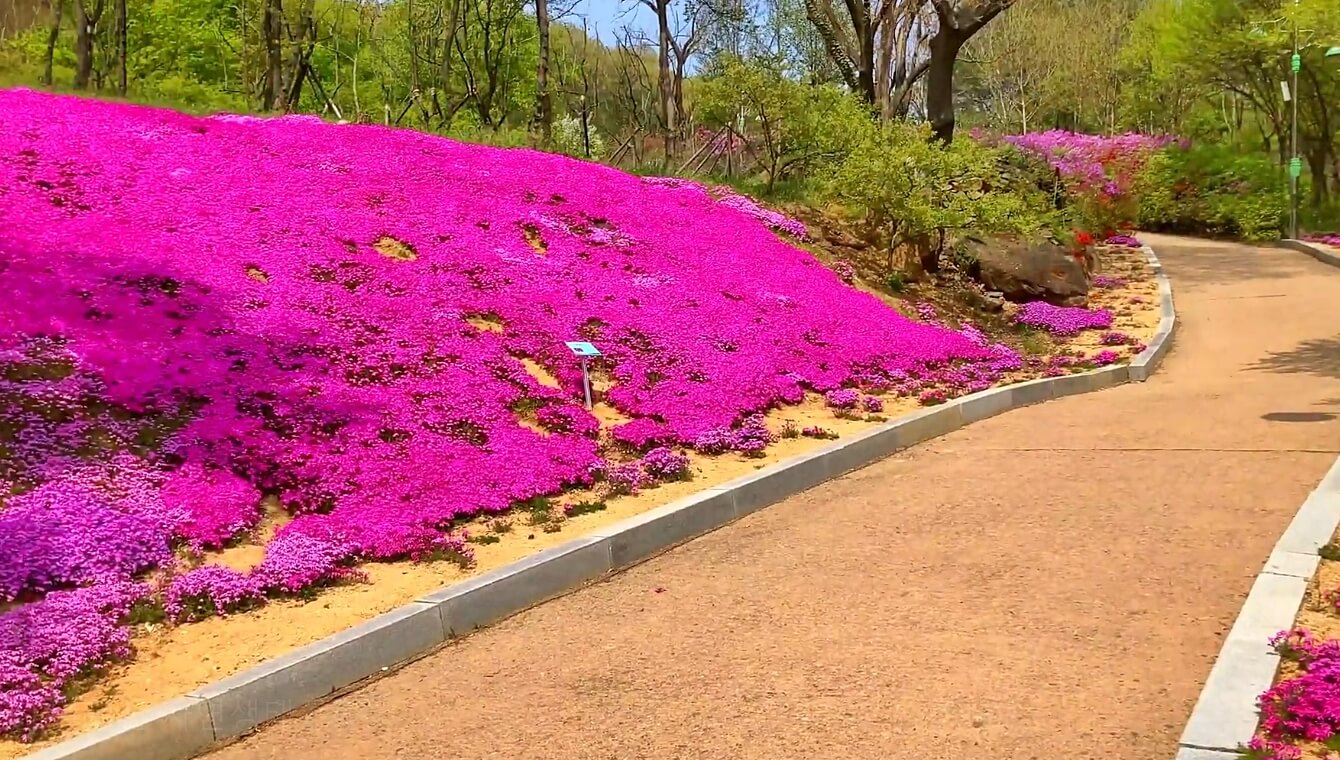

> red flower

[{"left": 1075, "top": 231, "right": 1094, "bottom": 246}]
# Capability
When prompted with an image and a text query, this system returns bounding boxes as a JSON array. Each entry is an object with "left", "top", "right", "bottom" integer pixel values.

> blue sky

[{"left": 563, "top": 0, "right": 658, "bottom": 44}]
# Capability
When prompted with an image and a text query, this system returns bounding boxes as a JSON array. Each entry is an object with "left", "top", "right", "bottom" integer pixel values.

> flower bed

[
  {"left": 0, "top": 90, "right": 1164, "bottom": 750},
  {"left": 1246, "top": 544, "right": 1340, "bottom": 760}
]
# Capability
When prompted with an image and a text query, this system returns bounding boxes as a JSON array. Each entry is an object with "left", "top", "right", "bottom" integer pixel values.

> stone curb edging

[
  {"left": 24, "top": 246, "right": 1177, "bottom": 760},
  {"left": 1174, "top": 446, "right": 1340, "bottom": 757},
  {"left": 1280, "top": 239, "right": 1340, "bottom": 269}
]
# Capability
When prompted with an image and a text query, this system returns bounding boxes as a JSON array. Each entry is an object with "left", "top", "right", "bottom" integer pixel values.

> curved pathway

[{"left": 214, "top": 236, "right": 1340, "bottom": 760}]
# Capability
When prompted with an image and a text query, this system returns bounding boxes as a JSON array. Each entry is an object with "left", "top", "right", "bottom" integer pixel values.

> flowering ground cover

[
  {"left": 0, "top": 89, "right": 1162, "bottom": 747},
  {"left": 1303, "top": 234, "right": 1340, "bottom": 248},
  {"left": 1247, "top": 543, "right": 1340, "bottom": 760}
]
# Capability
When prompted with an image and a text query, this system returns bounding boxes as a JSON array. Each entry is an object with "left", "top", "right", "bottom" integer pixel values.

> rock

[{"left": 963, "top": 236, "right": 1090, "bottom": 307}]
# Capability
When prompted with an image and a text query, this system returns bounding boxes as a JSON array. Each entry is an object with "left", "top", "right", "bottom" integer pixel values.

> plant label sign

[
  {"left": 565, "top": 341, "right": 601, "bottom": 357},
  {"left": 565, "top": 341, "right": 600, "bottom": 409}
]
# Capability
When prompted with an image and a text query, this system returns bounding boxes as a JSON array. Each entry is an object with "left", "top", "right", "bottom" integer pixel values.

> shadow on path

[{"left": 1251, "top": 334, "right": 1340, "bottom": 379}]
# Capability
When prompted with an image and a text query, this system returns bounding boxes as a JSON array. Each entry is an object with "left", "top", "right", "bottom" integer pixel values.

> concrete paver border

[
  {"left": 1280, "top": 239, "right": 1340, "bottom": 269},
  {"left": 23, "top": 247, "right": 1177, "bottom": 760}
]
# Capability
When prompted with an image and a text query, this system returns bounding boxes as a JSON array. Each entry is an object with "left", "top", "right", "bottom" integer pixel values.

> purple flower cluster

[
  {"left": 1092, "top": 275, "right": 1127, "bottom": 289},
  {"left": 1103, "top": 234, "right": 1142, "bottom": 247},
  {"left": 1303, "top": 233, "right": 1340, "bottom": 247},
  {"left": 823, "top": 389, "right": 860, "bottom": 410},
  {"left": 641, "top": 446, "right": 690, "bottom": 480},
  {"left": 693, "top": 414, "right": 776, "bottom": 457},
  {"left": 861, "top": 395, "right": 884, "bottom": 413},
  {"left": 163, "top": 566, "right": 262, "bottom": 622},
  {"left": 1014, "top": 302, "right": 1114, "bottom": 336},
  {"left": 711, "top": 190, "right": 808, "bottom": 239},
  {"left": 603, "top": 462, "right": 649, "bottom": 495},
  {"left": 1100, "top": 331, "right": 1132, "bottom": 346},
  {"left": 1002, "top": 131, "right": 1173, "bottom": 198},
  {"left": 0, "top": 581, "right": 148, "bottom": 740},
  {"left": 1089, "top": 350, "right": 1121, "bottom": 366}
]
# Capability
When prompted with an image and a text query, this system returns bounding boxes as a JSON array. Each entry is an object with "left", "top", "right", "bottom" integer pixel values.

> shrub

[
  {"left": 697, "top": 58, "right": 870, "bottom": 194},
  {"left": 1133, "top": 142, "right": 1285, "bottom": 240},
  {"left": 826, "top": 121, "right": 1050, "bottom": 279}
]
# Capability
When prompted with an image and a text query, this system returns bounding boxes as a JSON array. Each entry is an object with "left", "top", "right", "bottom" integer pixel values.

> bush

[
  {"left": 1133, "top": 142, "right": 1285, "bottom": 240},
  {"left": 697, "top": 58, "right": 870, "bottom": 193},
  {"left": 825, "top": 121, "right": 1052, "bottom": 277}
]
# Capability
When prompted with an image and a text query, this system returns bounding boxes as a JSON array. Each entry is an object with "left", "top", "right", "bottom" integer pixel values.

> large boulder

[{"left": 962, "top": 236, "right": 1090, "bottom": 307}]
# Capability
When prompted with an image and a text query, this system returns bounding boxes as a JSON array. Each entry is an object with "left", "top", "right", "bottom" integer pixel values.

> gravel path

[{"left": 212, "top": 235, "right": 1340, "bottom": 760}]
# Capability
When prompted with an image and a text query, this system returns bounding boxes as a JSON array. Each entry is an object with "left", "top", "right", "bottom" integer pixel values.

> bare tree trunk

[
  {"left": 655, "top": 1, "right": 674, "bottom": 160},
  {"left": 926, "top": 0, "right": 1012, "bottom": 143},
  {"left": 262, "top": 0, "right": 284, "bottom": 110},
  {"left": 72, "top": 0, "right": 104, "bottom": 89},
  {"left": 115, "top": 0, "right": 127, "bottom": 95},
  {"left": 925, "top": 28, "right": 962, "bottom": 143},
  {"left": 42, "top": 0, "right": 64, "bottom": 86},
  {"left": 535, "top": 0, "right": 552, "bottom": 142}
]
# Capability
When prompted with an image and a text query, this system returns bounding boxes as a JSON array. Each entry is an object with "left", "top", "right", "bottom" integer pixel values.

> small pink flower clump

[
  {"left": 861, "top": 395, "right": 884, "bottom": 413},
  {"left": 1089, "top": 350, "right": 1121, "bottom": 366},
  {"left": 1303, "top": 233, "right": 1340, "bottom": 247},
  {"left": 1092, "top": 275, "right": 1127, "bottom": 289},
  {"left": 1100, "top": 331, "right": 1132, "bottom": 346},
  {"left": 1104, "top": 234, "right": 1142, "bottom": 247},
  {"left": 1250, "top": 628, "right": 1340, "bottom": 758},
  {"left": 164, "top": 566, "right": 263, "bottom": 623},
  {"left": 824, "top": 388, "right": 860, "bottom": 410},
  {"left": 641, "top": 446, "right": 690, "bottom": 481},
  {"left": 1014, "top": 302, "right": 1114, "bottom": 336}
]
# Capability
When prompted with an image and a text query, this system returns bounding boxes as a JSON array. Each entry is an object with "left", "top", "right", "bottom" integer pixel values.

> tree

[
  {"left": 801, "top": 0, "right": 932, "bottom": 117},
  {"left": 924, "top": 0, "right": 1013, "bottom": 142},
  {"left": 698, "top": 57, "right": 869, "bottom": 191},
  {"left": 535, "top": 0, "right": 552, "bottom": 140},
  {"left": 71, "top": 0, "right": 105, "bottom": 88}
]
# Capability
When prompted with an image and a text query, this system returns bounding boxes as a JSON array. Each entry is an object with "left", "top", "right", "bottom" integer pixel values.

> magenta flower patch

[{"left": 0, "top": 90, "right": 1044, "bottom": 738}]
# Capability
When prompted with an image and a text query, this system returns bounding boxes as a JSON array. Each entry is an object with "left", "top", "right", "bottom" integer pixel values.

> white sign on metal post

[
  {"left": 564, "top": 341, "right": 602, "bottom": 410},
  {"left": 1281, "top": 80, "right": 1292, "bottom": 102}
]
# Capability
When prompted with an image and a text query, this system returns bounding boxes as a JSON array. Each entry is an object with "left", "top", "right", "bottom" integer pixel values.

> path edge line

[
  {"left": 1174, "top": 459, "right": 1340, "bottom": 756},
  {"left": 1280, "top": 239, "right": 1340, "bottom": 268},
  {"left": 22, "top": 246, "right": 1178, "bottom": 760}
]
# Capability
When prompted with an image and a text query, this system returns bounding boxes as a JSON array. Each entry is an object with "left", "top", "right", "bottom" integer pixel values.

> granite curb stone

[
  {"left": 29, "top": 248, "right": 1178, "bottom": 760},
  {"left": 1281, "top": 239, "right": 1340, "bottom": 268},
  {"left": 190, "top": 601, "right": 445, "bottom": 739},
  {"left": 20, "top": 698, "right": 215, "bottom": 760}
]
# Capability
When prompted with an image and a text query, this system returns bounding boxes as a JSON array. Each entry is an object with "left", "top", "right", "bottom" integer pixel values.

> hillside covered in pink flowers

[{"left": 0, "top": 90, "right": 1048, "bottom": 739}]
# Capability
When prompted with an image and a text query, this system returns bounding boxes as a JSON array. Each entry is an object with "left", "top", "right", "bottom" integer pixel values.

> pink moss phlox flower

[
  {"left": 1014, "top": 302, "right": 1114, "bottom": 336},
  {"left": 163, "top": 566, "right": 263, "bottom": 622},
  {"left": 641, "top": 447, "right": 689, "bottom": 481},
  {"left": 823, "top": 389, "right": 860, "bottom": 410}
]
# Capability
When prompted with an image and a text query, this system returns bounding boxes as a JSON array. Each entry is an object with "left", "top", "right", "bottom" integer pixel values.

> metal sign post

[{"left": 564, "top": 341, "right": 602, "bottom": 410}]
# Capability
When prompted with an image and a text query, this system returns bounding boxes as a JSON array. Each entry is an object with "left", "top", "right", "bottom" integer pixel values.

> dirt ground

[{"left": 202, "top": 235, "right": 1340, "bottom": 760}]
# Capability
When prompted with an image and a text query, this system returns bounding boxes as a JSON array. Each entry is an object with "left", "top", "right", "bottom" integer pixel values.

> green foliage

[
  {"left": 1134, "top": 143, "right": 1287, "bottom": 240},
  {"left": 825, "top": 121, "right": 1052, "bottom": 256},
  {"left": 551, "top": 114, "right": 605, "bottom": 159},
  {"left": 697, "top": 58, "right": 870, "bottom": 192}
]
